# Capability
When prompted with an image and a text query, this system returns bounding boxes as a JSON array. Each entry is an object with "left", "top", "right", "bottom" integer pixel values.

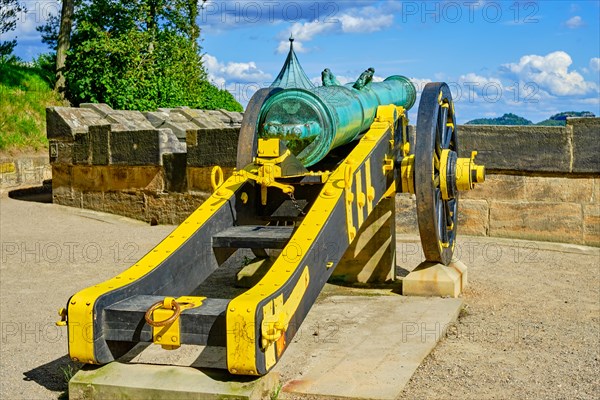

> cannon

[{"left": 58, "top": 41, "right": 485, "bottom": 376}]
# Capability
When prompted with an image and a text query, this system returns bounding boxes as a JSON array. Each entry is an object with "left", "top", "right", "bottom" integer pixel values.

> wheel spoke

[
  {"left": 443, "top": 125, "right": 453, "bottom": 149},
  {"left": 436, "top": 190, "right": 447, "bottom": 243}
]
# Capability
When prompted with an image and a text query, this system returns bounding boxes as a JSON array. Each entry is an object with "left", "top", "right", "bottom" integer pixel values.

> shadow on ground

[
  {"left": 23, "top": 355, "right": 81, "bottom": 397},
  {"left": 8, "top": 179, "right": 52, "bottom": 203}
]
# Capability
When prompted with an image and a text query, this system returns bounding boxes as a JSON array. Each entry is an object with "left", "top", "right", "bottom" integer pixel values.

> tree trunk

[{"left": 55, "top": 0, "right": 74, "bottom": 97}]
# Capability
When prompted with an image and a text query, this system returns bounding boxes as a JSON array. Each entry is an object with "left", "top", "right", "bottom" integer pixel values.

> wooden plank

[{"left": 212, "top": 226, "right": 294, "bottom": 249}]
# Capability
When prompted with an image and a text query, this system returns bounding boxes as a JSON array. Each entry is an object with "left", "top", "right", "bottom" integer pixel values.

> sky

[{"left": 9, "top": 0, "right": 600, "bottom": 123}]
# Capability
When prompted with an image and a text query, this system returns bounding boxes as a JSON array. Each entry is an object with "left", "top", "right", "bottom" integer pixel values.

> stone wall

[
  {"left": 397, "top": 119, "right": 600, "bottom": 246},
  {"left": 47, "top": 103, "right": 241, "bottom": 224},
  {"left": 0, "top": 155, "right": 52, "bottom": 193},
  {"left": 46, "top": 105, "right": 599, "bottom": 246}
]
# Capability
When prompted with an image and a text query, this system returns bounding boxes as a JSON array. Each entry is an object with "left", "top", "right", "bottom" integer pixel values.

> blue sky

[{"left": 10, "top": 0, "right": 600, "bottom": 122}]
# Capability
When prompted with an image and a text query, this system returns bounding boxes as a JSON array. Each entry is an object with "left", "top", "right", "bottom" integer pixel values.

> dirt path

[{"left": 0, "top": 194, "right": 598, "bottom": 399}]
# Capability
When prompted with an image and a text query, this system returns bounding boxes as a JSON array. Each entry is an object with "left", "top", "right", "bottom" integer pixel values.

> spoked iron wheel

[{"left": 415, "top": 83, "right": 459, "bottom": 265}]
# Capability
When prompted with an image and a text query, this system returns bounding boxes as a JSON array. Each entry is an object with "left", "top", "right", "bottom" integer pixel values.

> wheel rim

[{"left": 415, "top": 83, "right": 459, "bottom": 265}]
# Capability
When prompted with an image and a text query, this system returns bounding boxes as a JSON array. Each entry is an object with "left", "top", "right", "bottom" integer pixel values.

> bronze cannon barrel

[{"left": 258, "top": 76, "right": 417, "bottom": 166}]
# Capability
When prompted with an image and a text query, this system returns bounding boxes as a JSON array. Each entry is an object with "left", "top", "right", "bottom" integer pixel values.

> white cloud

[
  {"left": 338, "top": 13, "right": 394, "bottom": 34},
  {"left": 565, "top": 15, "right": 583, "bottom": 29},
  {"left": 409, "top": 77, "right": 433, "bottom": 94},
  {"left": 276, "top": 3, "right": 395, "bottom": 54},
  {"left": 501, "top": 51, "right": 597, "bottom": 96},
  {"left": 204, "top": 54, "right": 271, "bottom": 84},
  {"left": 590, "top": 58, "right": 600, "bottom": 73},
  {"left": 203, "top": 54, "right": 273, "bottom": 107}
]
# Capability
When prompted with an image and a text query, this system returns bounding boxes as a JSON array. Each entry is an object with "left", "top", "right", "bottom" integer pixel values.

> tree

[
  {"left": 55, "top": 0, "right": 74, "bottom": 95},
  {"left": 37, "top": 1, "right": 241, "bottom": 112},
  {"left": 0, "top": 0, "right": 26, "bottom": 57}
]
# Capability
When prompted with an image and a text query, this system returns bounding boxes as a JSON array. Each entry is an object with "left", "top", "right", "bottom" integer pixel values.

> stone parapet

[
  {"left": 396, "top": 174, "right": 599, "bottom": 246},
  {"left": 43, "top": 106, "right": 599, "bottom": 247}
]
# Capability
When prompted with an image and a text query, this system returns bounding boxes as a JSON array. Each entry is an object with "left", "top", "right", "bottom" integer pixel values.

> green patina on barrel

[{"left": 258, "top": 75, "right": 417, "bottom": 166}]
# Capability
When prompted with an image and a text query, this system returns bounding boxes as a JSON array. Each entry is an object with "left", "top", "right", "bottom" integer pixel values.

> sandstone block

[
  {"left": 583, "top": 204, "right": 600, "bottom": 246},
  {"left": 569, "top": 117, "right": 600, "bottom": 174},
  {"left": 107, "top": 110, "right": 154, "bottom": 130},
  {"left": 51, "top": 164, "right": 72, "bottom": 188},
  {"left": 158, "top": 128, "right": 186, "bottom": 155},
  {"left": 72, "top": 132, "right": 91, "bottom": 165},
  {"left": 395, "top": 193, "right": 417, "bottom": 234},
  {"left": 103, "top": 191, "right": 146, "bottom": 221},
  {"left": 186, "top": 128, "right": 240, "bottom": 167},
  {"left": 89, "top": 125, "right": 111, "bottom": 165},
  {"left": 110, "top": 130, "right": 161, "bottom": 165},
  {"left": 48, "top": 140, "right": 73, "bottom": 164},
  {"left": 145, "top": 192, "right": 207, "bottom": 224},
  {"left": 162, "top": 121, "right": 201, "bottom": 141},
  {"left": 81, "top": 191, "right": 105, "bottom": 212},
  {"left": 524, "top": 176, "right": 594, "bottom": 203},
  {"left": 52, "top": 185, "right": 80, "bottom": 208},
  {"left": 166, "top": 109, "right": 194, "bottom": 123},
  {"left": 461, "top": 174, "right": 526, "bottom": 201},
  {"left": 458, "top": 199, "right": 489, "bottom": 236},
  {"left": 218, "top": 109, "right": 243, "bottom": 125},
  {"left": 70, "top": 166, "right": 163, "bottom": 192},
  {"left": 80, "top": 103, "right": 114, "bottom": 117},
  {"left": 489, "top": 201, "right": 583, "bottom": 244},
  {"left": 458, "top": 125, "right": 571, "bottom": 173},
  {"left": 144, "top": 111, "right": 169, "bottom": 128},
  {"left": 46, "top": 106, "right": 108, "bottom": 140}
]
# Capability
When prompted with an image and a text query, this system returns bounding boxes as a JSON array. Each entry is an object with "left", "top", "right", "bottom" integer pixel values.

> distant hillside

[
  {"left": 0, "top": 59, "right": 65, "bottom": 152},
  {"left": 535, "top": 111, "right": 596, "bottom": 126},
  {"left": 466, "top": 111, "right": 596, "bottom": 126},
  {"left": 465, "top": 113, "right": 533, "bottom": 125}
]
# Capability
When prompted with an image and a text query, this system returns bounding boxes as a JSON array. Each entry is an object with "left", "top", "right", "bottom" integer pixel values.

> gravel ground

[
  {"left": 398, "top": 236, "right": 600, "bottom": 400},
  {"left": 1, "top": 194, "right": 598, "bottom": 399}
]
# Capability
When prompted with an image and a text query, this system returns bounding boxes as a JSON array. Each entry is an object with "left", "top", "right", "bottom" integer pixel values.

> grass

[
  {"left": 0, "top": 60, "right": 65, "bottom": 153},
  {"left": 271, "top": 382, "right": 283, "bottom": 400}
]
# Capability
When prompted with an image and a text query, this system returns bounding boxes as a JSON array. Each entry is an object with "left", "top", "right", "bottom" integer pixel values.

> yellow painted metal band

[
  {"left": 440, "top": 149, "right": 450, "bottom": 200},
  {"left": 67, "top": 175, "right": 248, "bottom": 364},
  {"left": 226, "top": 108, "right": 396, "bottom": 375}
]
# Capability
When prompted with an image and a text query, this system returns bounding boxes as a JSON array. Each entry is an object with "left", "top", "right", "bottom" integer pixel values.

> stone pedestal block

[{"left": 402, "top": 260, "right": 468, "bottom": 298}]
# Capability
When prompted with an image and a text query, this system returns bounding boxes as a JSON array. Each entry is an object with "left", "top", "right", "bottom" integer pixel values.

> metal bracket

[{"left": 152, "top": 296, "right": 205, "bottom": 350}]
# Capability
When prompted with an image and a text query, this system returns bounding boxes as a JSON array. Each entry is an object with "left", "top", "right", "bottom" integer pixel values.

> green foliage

[
  {"left": 38, "top": 0, "right": 241, "bottom": 112},
  {"left": 466, "top": 111, "right": 596, "bottom": 126},
  {"left": 534, "top": 119, "right": 565, "bottom": 127},
  {"left": 465, "top": 113, "right": 533, "bottom": 126},
  {"left": 0, "top": 60, "right": 64, "bottom": 151}
]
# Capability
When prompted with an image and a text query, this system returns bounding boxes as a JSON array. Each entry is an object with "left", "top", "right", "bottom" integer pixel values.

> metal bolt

[
  {"left": 171, "top": 336, "right": 177, "bottom": 342},
  {"left": 156, "top": 335, "right": 162, "bottom": 342}
]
